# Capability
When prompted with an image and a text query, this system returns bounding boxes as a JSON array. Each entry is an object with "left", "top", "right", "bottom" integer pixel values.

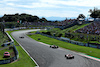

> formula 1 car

[
  {"left": 50, "top": 45, "right": 58, "bottom": 48},
  {"left": 65, "top": 54, "right": 74, "bottom": 59},
  {"left": 19, "top": 36, "right": 24, "bottom": 38}
]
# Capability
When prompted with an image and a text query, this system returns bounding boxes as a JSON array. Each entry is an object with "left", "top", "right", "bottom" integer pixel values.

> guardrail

[
  {"left": 0, "top": 32, "right": 19, "bottom": 64},
  {"left": 38, "top": 33, "right": 100, "bottom": 49},
  {"left": 5, "top": 27, "right": 48, "bottom": 31}
]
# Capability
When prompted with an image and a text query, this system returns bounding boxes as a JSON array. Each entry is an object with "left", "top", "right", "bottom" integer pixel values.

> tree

[
  {"left": 39, "top": 17, "right": 47, "bottom": 22},
  {"left": 0, "top": 13, "right": 40, "bottom": 22},
  {"left": 0, "top": 23, "right": 5, "bottom": 33},
  {"left": 89, "top": 7, "right": 100, "bottom": 18},
  {"left": 15, "top": 13, "right": 19, "bottom": 16},
  {"left": 0, "top": 18, "right": 2, "bottom": 22},
  {"left": 77, "top": 14, "right": 85, "bottom": 19}
]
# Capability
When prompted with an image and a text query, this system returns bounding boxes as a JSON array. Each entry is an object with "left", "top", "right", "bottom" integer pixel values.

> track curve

[{"left": 11, "top": 29, "right": 100, "bottom": 67}]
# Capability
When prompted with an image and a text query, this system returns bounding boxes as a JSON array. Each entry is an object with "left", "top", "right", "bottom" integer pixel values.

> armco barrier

[
  {"left": 13, "top": 45, "right": 18, "bottom": 56},
  {"left": 39, "top": 33, "right": 100, "bottom": 49},
  {"left": 0, "top": 32, "right": 19, "bottom": 64},
  {"left": 5, "top": 27, "right": 47, "bottom": 31}
]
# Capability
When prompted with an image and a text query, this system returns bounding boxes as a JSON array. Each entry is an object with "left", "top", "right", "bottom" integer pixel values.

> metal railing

[{"left": 38, "top": 33, "right": 100, "bottom": 49}]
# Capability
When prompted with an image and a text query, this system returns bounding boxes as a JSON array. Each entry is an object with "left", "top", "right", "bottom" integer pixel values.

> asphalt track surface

[{"left": 11, "top": 29, "right": 100, "bottom": 67}]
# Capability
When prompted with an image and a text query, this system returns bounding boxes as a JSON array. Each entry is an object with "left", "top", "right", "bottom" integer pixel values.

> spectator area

[{"left": 75, "top": 21, "right": 100, "bottom": 35}]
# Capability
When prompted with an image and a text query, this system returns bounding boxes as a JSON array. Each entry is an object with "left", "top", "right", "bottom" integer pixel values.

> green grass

[
  {"left": 30, "top": 29, "right": 47, "bottom": 33},
  {"left": 68, "top": 32, "right": 100, "bottom": 43},
  {"left": 45, "top": 23, "right": 91, "bottom": 37},
  {"left": 0, "top": 47, "right": 14, "bottom": 60},
  {"left": 0, "top": 31, "right": 9, "bottom": 47},
  {"left": 0, "top": 31, "right": 12, "bottom": 60},
  {"left": 89, "top": 41, "right": 100, "bottom": 44},
  {"left": 47, "top": 23, "right": 100, "bottom": 43},
  {"left": 62, "top": 23, "right": 91, "bottom": 33},
  {"left": 0, "top": 30, "right": 36, "bottom": 67},
  {"left": 71, "top": 23, "right": 91, "bottom": 32},
  {"left": 28, "top": 34, "right": 100, "bottom": 59}
]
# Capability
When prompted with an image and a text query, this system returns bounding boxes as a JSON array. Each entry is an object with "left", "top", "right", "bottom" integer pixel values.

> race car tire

[
  {"left": 50, "top": 46, "right": 51, "bottom": 48},
  {"left": 57, "top": 46, "right": 58, "bottom": 48}
]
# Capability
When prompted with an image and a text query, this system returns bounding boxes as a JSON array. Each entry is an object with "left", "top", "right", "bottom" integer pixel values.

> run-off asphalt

[{"left": 11, "top": 29, "right": 100, "bottom": 67}]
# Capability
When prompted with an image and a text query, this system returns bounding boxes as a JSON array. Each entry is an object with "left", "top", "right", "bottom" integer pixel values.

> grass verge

[
  {"left": 0, "top": 31, "right": 9, "bottom": 48},
  {"left": 28, "top": 34, "right": 100, "bottom": 59},
  {"left": 0, "top": 30, "right": 36, "bottom": 67},
  {"left": 0, "top": 47, "right": 14, "bottom": 60}
]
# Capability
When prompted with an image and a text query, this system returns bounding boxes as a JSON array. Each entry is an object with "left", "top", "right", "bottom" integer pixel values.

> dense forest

[{"left": 0, "top": 13, "right": 47, "bottom": 22}]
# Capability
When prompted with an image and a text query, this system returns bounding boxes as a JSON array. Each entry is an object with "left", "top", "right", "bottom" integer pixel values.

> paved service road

[{"left": 11, "top": 29, "right": 100, "bottom": 67}]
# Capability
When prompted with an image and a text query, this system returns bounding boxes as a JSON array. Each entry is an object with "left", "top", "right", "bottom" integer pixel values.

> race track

[{"left": 11, "top": 29, "right": 100, "bottom": 67}]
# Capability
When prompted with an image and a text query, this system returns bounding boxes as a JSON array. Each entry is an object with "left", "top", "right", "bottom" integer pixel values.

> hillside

[{"left": 0, "top": 13, "right": 46, "bottom": 22}]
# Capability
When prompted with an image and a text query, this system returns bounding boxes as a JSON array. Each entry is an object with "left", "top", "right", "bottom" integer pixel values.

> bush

[
  {"left": 46, "top": 32, "right": 51, "bottom": 35},
  {"left": 58, "top": 34, "right": 62, "bottom": 37}
]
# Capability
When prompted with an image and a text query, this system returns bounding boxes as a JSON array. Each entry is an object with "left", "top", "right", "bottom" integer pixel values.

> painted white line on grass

[{"left": 11, "top": 33, "right": 39, "bottom": 67}]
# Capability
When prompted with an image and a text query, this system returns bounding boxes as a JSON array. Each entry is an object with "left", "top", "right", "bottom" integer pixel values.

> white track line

[
  {"left": 77, "top": 53, "right": 100, "bottom": 62},
  {"left": 38, "top": 42, "right": 49, "bottom": 46},
  {"left": 25, "top": 30, "right": 100, "bottom": 62},
  {"left": 37, "top": 41, "right": 100, "bottom": 62},
  {"left": 10, "top": 33, "right": 39, "bottom": 67}
]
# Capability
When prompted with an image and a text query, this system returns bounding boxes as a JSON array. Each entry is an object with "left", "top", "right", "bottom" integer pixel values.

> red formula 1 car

[
  {"left": 65, "top": 54, "right": 74, "bottom": 59},
  {"left": 50, "top": 45, "right": 58, "bottom": 48}
]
